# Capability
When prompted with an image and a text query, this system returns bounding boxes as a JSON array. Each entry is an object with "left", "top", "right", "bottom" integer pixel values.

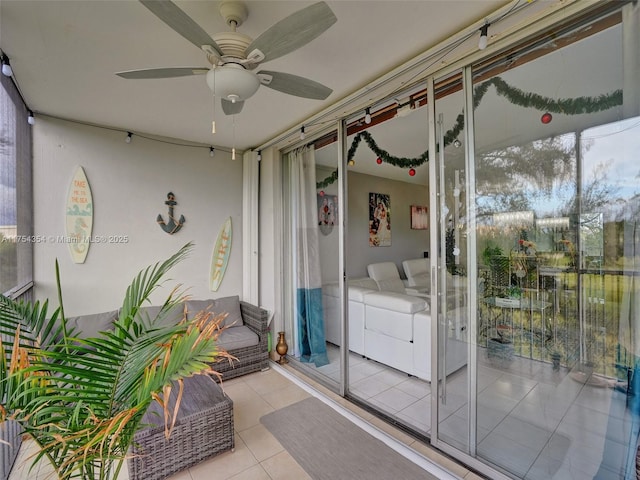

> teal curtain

[{"left": 289, "top": 146, "right": 329, "bottom": 367}]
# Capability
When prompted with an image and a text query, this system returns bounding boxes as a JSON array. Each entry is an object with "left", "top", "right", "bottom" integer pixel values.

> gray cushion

[
  {"left": 137, "top": 304, "right": 185, "bottom": 328},
  {"left": 69, "top": 310, "right": 119, "bottom": 338},
  {"left": 186, "top": 296, "right": 243, "bottom": 329},
  {"left": 215, "top": 325, "right": 259, "bottom": 351}
]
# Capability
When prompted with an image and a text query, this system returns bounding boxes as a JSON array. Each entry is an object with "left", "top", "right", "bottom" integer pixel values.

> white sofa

[
  {"left": 321, "top": 262, "right": 467, "bottom": 381},
  {"left": 322, "top": 277, "right": 377, "bottom": 356},
  {"left": 402, "top": 258, "right": 431, "bottom": 290}
]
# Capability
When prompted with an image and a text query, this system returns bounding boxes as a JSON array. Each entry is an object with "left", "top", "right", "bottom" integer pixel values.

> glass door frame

[
  {"left": 428, "top": 66, "right": 512, "bottom": 480},
  {"left": 337, "top": 118, "right": 349, "bottom": 397}
]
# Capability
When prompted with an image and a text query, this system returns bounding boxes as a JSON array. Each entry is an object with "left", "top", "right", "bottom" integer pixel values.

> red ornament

[
  {"left": 541, "top": 112, "right": 552, "bottom": 124},
  {"left": 319, "top": 190, "right": 325, "bottom": 196},
  {"left": 376, "top": 157, "right": 383, "bottom": 165},
  {"left": 409, "top": 168, "right": 416, "bottom": 177}
]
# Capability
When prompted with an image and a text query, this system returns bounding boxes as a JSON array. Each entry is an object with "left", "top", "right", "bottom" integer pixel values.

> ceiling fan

[{"left": 116, "top": 0, "right": 337, "bottom": 115}]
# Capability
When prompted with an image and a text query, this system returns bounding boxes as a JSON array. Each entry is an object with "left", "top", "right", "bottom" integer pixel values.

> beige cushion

[{"left": 186, "top": 296, "right": 243, "bottom": 329}]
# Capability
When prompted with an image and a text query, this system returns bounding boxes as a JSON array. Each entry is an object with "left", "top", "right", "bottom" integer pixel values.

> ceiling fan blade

[
  {"left": 140, "top": 0, "right": 223, "bottom": 57},
  {"left": 258, "top": 71, "right": 332, "bottom": 100},
  {"left": 245, "top": 2, "right": 336, "bottom": 64},
  {"left": 116, "top": 67, "right": 209, "bottom": 79},
  {"left": 221, "top": 99, "right": 245, "bottom": 115}
]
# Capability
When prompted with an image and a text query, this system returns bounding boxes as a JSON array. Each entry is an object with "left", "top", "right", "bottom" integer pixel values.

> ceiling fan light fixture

[{"left": 206, "top": 65, "right": 260, "bottom": 103}]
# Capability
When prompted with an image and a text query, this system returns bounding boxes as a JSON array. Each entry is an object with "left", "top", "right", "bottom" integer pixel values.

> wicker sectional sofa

[
  {"left": 214, "top": 300, "right": 271, "bottom": 379},
  {"left": 67, "top": 295, "right": 270, "bottom": 381}
]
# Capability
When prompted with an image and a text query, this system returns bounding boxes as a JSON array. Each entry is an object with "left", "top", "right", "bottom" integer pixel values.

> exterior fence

[{"left": 477, "top": 263, "right": 635, "bottom": 380}]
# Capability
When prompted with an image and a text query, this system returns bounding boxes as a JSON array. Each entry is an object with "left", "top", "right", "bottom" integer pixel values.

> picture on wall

[
  {"left": 317, "top": 194, "right": 337, "bottom": 226},
  {"left": 317, "top": 193, "right": 337, "bottom": 236},
  {"left": 369, "top": 192, "right": 391, "bottom": 247},
  {"left": 410, "top": 205, "right": 428, "bottom": 230}
]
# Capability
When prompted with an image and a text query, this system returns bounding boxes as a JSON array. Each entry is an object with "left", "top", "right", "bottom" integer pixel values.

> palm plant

[{"left": 0, "top": 243, "right": 228, "bottom": 480}]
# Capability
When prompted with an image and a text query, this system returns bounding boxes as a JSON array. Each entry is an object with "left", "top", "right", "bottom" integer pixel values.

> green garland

[
  {"left": 316, "top": 169, "right": 339, "bottom": 189},
  {"left": 316, "top": 76, "right": 622, "bottom": 189},
  {"left": 479, "top": 77, "right": 623, "bottom": 114}
]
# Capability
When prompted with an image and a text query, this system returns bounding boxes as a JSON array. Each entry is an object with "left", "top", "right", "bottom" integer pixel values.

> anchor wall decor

[{"left": 157, "top": 192, "right": 185, "bottom": 234}]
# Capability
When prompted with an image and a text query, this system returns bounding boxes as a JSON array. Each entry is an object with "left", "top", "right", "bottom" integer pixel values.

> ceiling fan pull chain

[{"left": 212, "top": 70, "right": 217, "bottom": 134}]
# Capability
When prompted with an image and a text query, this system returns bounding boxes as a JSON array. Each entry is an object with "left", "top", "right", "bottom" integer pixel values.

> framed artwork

[
  {"left": 317, "top": 194, "right": 337, "bottom": 235},
  {"left": 410, "top": 205, "right": 428, "bottom": 230},
  {"left": 369, "top": 192, "right": 391, "bottom": 247}
]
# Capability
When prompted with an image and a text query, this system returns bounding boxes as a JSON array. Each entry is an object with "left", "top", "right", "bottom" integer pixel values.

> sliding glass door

[
  {"left": 430, "top": 69, "right": 475, "bottom": 454},
  {"left": 433, "top": 6, "right": 640, "bottom": 479},
  {"left": 282, "top": 5, "right": 638, "bottom": 479}
]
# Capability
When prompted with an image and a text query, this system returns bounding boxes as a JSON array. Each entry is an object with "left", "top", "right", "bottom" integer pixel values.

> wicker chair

[{"left": 211, "top": 301, "right": 270, "bottom": 381}]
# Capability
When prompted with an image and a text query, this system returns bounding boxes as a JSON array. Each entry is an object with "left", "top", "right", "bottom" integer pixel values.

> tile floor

[
  {"left": 299, "top": 343, "right": 634, "bottom": 480},
  {"left": 8, "top": 364, "right": 483, "bottom": 480},
  {"left": 9, "top": 351, "right": 631, "bottom": 480}
]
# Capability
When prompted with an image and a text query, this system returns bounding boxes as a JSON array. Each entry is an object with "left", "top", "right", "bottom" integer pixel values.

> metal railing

[
  {"left": 1, "top": 281, "right": 33, "bottom": 480},
  {"left": 477, "top": 267, "right": 634, "bottom": 379}
]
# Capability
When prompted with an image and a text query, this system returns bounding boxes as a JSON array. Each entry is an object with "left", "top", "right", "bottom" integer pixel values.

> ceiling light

[
  {"left": 478, "top": 24, "right": 489, "bottom": 50},
  {"left": 210, "top": 146, "right": 215, "bottom": 157},
  {"left": 125, "top": 132, "right": 132, "bottom": 143},
  {"left": 396, "top": 104, "right": 412, "bottom": 118},
  {"left": 1, "top": 54, "right": 12, "bottom": 77},
  {"left": 27, "top": 111, "right": 35, "bottom": 125},
  {"left": 364, "top": 108, "right": 372, "bottom": 124},
  {"left": 205, "top": 65, "right": 260, "bottom": 103}
]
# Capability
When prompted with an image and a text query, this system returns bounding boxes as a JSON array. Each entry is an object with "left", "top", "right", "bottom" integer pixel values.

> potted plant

[
  {"left": 546, "top": 340, "right": 563, "bottom": 371},
  {"left": 481, "top": 243, "right": 503, "bottom": 267},
  {"left": 487, "top": 326, "right": 514, "bottom": 365},
  {"left": 0, "top": 243, "right": 226, "bottom": 480},
  {"left": 550, "top": 350, "right": 562, "bottom": 371}
]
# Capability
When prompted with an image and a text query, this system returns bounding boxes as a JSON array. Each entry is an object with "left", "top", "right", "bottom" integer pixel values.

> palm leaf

[{"left": 2, "top": 242, "right": 225, "bottom": 480}]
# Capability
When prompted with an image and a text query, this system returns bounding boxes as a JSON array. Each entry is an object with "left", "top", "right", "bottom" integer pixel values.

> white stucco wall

[{"left": 32, "top": 117, "right": 243, "bottom": 316}]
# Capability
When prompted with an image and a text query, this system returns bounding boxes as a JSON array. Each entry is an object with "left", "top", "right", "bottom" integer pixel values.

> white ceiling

[
  {"left": 0, "top": 0, "right": 506, "bottom": 153},
  {"left": 316, "top": 16, "right": 624, "bottom": 186}
]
